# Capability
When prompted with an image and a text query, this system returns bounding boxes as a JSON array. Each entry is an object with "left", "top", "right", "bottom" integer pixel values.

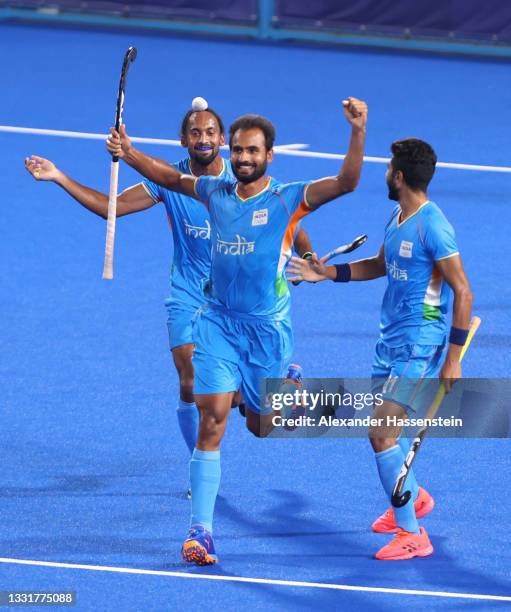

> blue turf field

[{"left": 1, "top": 22, "right": 511, "bottom": 610}]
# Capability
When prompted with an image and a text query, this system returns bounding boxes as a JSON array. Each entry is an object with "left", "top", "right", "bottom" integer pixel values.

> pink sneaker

[
  {"left": 372, "top": 487, "right": 435, "bottom": 534},
  {"left": 375, "top": 527, "right": 433, "bottom": 560}
]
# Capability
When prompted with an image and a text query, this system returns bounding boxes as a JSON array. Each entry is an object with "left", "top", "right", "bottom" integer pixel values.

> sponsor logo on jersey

[
  {"left": 386, "top": 260, "right": 408, "bottom": 281},
  {"left": 184, "top": 219, "right": 211, "bottom": 240},
  {"left": 252, "top": 208, "right": 268, "bottom": 226},
  {"left": 399, "top": 240, "right": 413, "bottom": 258},
  {"left": 216, "top": 234, "right": 255, "bottom": 256}
]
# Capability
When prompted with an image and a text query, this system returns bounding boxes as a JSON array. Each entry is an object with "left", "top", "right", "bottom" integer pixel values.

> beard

[
  {"left": 233, "top": 161, "right": 267, "bottom": 184},
  {"left": 387, "top": 178, "right": 400, "bottom": 201},
  {"left": 190, "top": 147, "right": 218, "bottom": 167}
]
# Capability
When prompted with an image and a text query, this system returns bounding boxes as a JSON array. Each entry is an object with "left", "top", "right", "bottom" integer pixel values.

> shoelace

[{"left": 394, "top": 529, "right": 422, "bottom": 543}]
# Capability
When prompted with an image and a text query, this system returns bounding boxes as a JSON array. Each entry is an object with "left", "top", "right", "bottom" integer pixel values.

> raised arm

[
  {"left": 436, "top": 254, "right": 473, "bottom": 390},
  {"left": 305, "top": 97, "right": 368, "bottom": 210},
  {"left": 25, "top": 155, "right": 155, "bottom": 219},
  {"left": 107, "top": 125, "right": 198, "bottom": 199}
]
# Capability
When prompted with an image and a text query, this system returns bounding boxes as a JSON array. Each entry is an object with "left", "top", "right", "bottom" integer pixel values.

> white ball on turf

[{"left": 191, "top": 96, "right": 208, "bottom": 111}]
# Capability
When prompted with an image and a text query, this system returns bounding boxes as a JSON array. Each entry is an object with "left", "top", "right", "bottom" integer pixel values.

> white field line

[
  {"left": 0, "top": 557, "right": 510, "bottom": 602},
  {"left": 3, "top": 124, "right": 510, "bottom": 173}
]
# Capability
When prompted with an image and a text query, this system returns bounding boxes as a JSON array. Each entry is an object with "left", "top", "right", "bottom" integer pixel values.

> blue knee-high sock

[
  {"left": 397, "top": 435, "right": 420, "bottom": 501},
  {"left": 375, "top": 445, "right": 420, "bottom": 534},
  {"left": 176, "top": 400, "right": 199, "bottom": 455},
  {"left": 190, "top": 449, "right": 221, "bottom": 533}
]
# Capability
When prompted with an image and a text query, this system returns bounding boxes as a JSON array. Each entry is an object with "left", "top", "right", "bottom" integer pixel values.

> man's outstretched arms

[{"left": 25, "top": 155, "right": 155, "bottom": 218}]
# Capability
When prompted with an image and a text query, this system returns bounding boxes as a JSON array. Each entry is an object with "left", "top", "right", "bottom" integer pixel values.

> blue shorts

[
  {"left": 166, "top": 304, "right": 201, "bottom": 350},
  {"left": 192, "top": 306, "right": 294, "bottom": 414},
  {"left": 371, "top": 339, "right": 446, "bottom": 414}
]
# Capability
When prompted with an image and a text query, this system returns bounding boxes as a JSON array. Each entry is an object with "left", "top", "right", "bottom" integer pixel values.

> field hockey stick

[
  {"left": 292, "top": 234, "right": 367, "bottom": 286},
  {"left": 102, "top": 46, "right": 137, "bottom": 280},
  {"left": 391, "top": 315, "right": 481, "bottom": 508}
]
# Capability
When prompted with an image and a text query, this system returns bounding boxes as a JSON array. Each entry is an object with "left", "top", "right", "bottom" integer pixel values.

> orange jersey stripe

[{"left": 281, "top": 201, "right": 311, "bottom": 254}]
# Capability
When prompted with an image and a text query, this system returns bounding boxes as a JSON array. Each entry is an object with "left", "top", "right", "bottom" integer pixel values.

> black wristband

[
  {"left": 334, "top": 263, "right": 351, "bottom": 283},
  {"left": 449, "top": 326, "right": 469, "bottom": 346}
]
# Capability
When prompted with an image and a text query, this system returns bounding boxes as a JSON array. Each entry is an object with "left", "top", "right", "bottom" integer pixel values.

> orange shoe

[
  {"left": 181, "top": 526, "right": 218, "bottom": 566},
  {"left": 375, "top": 527, "right": 433, "bottom": 560},
  {"left": 372, "top": 487, "right": 435, "bottom": 533}
]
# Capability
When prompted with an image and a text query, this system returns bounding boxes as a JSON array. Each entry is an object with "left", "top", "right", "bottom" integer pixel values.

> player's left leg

[
  {"left": 370, "top": 341, "right": 434, "bottom": 534},
  {"left": 245, "top": 405, "right": 275, "bottom": 437},
  {"left": 240, "top": 318, "right": 294, "bottom": 438}
]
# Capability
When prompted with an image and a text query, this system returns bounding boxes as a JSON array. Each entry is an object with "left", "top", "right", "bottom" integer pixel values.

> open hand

[
  {"left": 25, "top": 155, "right": 60, "bottom": 181},
  {"left": 287, "top": 253, "right": 333, "bottom": 283}
]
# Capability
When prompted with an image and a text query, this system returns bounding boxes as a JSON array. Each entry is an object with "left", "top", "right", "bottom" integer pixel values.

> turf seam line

[{"left": 5, "top": 125, "right": 511, "bottom": 173}]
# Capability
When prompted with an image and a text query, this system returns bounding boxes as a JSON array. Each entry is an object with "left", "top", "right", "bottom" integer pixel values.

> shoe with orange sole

[
  {"left": 375, "top": 527, "right": 434, "bottom": 560},
  {"left": 181, "top": 525, "right": 218, "bottom": 566},
  {"left": 372, "top": 487, "right": 435, "bottom": 533}
]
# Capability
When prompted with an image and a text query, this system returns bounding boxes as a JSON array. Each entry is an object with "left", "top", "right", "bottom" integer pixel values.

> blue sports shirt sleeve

[
  {"left": 142, "top": 179, "right": 162, "bottom": 202},
  {"left": 278, "top": 181, "right": 310, "bottom": 215},
  {"left": 423, "top": 216, "right": 459, "bottom": 261},
  {"left": 195, "top": 175, "right": 226, "bottom": 206}
]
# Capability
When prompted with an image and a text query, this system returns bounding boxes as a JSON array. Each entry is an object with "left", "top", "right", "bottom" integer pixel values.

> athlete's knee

[
  {"left": 179, "top": 375, "right": 195, "bottom": 401},
  {"left": 198, "top": 412, "right": 227, "bottom": 444},
  {"left": 369, "top": 435, "right": 398, "bottom": 453},
  {"left": 172, "top": 345, "right": 194, "bottom": 377},
  {"left": 174, "top": 355, "right": 195, "bottom": 401},
  {"left": 246, "top": 420, "right": 263, "bottom": 437},
  {"left": 370, "top": 400, "right": 406, "bottom": 453},
  {"left": 246, "top": 413, "right": 273, "bottom": 438},
  {"left": 231, "top": 391, "right": 243, "bottom": 407}
]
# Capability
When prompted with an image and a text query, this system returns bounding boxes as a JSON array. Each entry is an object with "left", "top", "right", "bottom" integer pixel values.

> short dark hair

[
  {"left": 229, "top": 114, "right": 276, "bottom": 150},
  {"left": 180, "top": 108, "right": 225, "bottom": 138},
  {"left": 390, "top": 138, "right": 437, "bottom": 192}
]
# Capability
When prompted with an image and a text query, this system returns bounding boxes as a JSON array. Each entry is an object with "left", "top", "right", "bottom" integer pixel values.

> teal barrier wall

[{"left": 1, "top": 0, "right": 510, "bottom": 58}]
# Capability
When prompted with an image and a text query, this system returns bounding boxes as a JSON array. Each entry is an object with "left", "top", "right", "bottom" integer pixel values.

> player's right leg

[
  {"left": 369, "top": 342, "right": 445, "bottom": 560},
  {"left": 181, "top": 307, "right": 241, "bottom": 565},
  {"left": 172, "top": 343, "right": 197, "bottom": 452},
  {"left": 167, "top": 306, "right": 201, "bottom": 499},
  {"left": 182, "top": 391, "right": 233, "bottom": 566},
  {"left": 369, "top": 399, "right": 434, "bottom": 560},
  {"left": 370, "top": 340, "right": 432, "bottom": 535},
  {"left": 369, "top": 400, "right": 431, "bottom": 541}
]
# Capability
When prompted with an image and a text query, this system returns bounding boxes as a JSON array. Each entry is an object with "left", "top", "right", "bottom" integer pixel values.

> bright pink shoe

[
  {"left": 375, "top": 527, "right": 433, "bottom": 560},
  {"left": 372, "top": 487, "right": 435, "bottom": 534}
]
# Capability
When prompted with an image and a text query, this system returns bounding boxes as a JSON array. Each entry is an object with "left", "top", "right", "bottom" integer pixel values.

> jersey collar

[
  {"left": 397, "top": 200, "right": 430, "bottom": 227},
  {"left": 235, "top": 177, "right": 272, "bottom": 202}
]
